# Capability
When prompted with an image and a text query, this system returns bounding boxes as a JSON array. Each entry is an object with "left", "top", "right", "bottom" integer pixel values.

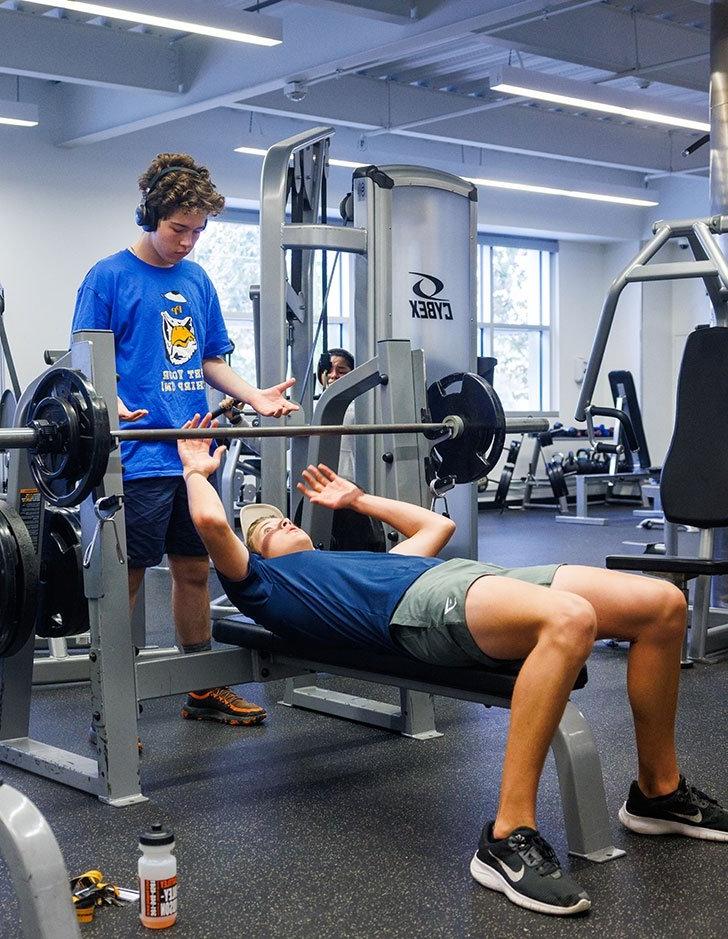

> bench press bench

[{"left": 213, "top": 616, "right": 623, "bottom": 863}]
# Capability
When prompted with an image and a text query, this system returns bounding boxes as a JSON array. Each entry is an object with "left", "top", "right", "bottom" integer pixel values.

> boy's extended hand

[
  {"left": 177, "top": 412, "right": 226, "bottom": 479},
  {"left": 297, "top": 464, "right": 362, "bottom": 511},
  {"left": 249, "top": 378, "right": 300, "bottom": 418}
]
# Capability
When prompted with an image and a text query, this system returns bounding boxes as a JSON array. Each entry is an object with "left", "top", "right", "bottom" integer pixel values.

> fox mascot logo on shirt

[{"left": 161, "top": 292, "right": 197, "bottom": 366}]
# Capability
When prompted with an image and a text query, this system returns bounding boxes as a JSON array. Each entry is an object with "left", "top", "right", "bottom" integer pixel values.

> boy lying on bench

[{"left": 179, "top": 413, "right": 727, "bottom": 918}]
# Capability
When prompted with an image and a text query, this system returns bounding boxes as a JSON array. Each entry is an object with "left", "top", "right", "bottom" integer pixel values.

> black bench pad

[
  {"left": 606, "top": 554, "right": 728, "bottom": 576},
  {"left": 213, "top": 616, "right": 588, "bottom": 699}
]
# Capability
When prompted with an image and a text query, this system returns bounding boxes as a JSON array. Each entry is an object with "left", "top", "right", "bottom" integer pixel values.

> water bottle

[{"left": 138, "top": 823, "right": 177, "bottom": 929}]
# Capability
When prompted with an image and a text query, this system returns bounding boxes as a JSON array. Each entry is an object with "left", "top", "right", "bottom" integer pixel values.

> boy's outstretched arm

[
  {"left": 297, "top": 464, "right": 455, "bottom": 557},
  {"left": 178, "top": 413, "right": 250, "bottom": 580}
]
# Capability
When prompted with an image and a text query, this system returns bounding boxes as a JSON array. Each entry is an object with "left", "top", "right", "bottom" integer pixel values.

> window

[
  {"left": 193, "top": 213, "right": 260, "bottom": 385},
  {"left": 194, "top": 215, "right": 352, "bottom": 388},
  {"left": 477, "top": 235, "right": 556, "bottom": 412},
  {"left": 196, "top": 217, "right": 553, "bottom": 410},
  {"left": 311, "top": 250, "right": 352, "bottom": 362}
]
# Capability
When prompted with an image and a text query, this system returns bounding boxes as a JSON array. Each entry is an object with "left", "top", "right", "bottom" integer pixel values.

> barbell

[{"left": 0, "top": 366, "right": 548, "bottom": 508}]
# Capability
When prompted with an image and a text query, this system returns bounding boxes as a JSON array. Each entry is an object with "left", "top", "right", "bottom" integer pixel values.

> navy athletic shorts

[{"left": 123, "top": 476, "right": 209, "bottom": 569}]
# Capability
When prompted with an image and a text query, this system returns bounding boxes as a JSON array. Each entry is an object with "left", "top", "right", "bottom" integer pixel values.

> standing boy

[{"left": 72, "top": 153, "right": 298, "bottom": 727}]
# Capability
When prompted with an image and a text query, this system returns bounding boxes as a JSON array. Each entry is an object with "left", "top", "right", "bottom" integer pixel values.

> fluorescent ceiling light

[
  {"left": 235, "top": 146, "right": 657, "bottom": 207},
  {"left": 490, "top": 66, "right": 709, "bottom": 133},
  {"left": 0, "top": 99, "right": 39, "bottom": 127},
  {"left": 234, "top": 146, "right": 269, "bottom": 157},
  {"left": 25, "top": 1, "right": 282, "bottom": 46},
  {"left": 464, "top": 176, "right": 657, "bottom": 207}
]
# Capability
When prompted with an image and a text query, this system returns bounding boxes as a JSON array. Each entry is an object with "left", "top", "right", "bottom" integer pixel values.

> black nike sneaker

[
  {"left": 619, "top": 776, "right": 728, "bottom": 842},
  {"left": 470, "top": 823, "right": 591, "bottom": 916}
]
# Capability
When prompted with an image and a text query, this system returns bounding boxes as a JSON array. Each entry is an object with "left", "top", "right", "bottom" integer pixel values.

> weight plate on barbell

[
  {"left": 25, "top": 368, "right": 113, "bottom": 508},
  {"left": 427, "top": 372, "right": 506, "bottom": 484},
  {"left": 0, "top": 388, "right": 16, "bottom": 429},
  {"left": 35, "top": 507, "right": 89, "bottom": 639},
  {"left": 0, "top": 501, "right": 39, "bottom": 657}
]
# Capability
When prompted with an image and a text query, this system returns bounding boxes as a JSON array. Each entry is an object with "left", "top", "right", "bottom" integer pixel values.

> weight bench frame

[{"left": 213, "top": 616, "right": 624, "bottom": 864}]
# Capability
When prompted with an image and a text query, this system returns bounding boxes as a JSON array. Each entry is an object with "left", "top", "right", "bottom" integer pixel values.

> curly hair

[{"left": 138, "top": 153, "right": 225, "bottom": 221}]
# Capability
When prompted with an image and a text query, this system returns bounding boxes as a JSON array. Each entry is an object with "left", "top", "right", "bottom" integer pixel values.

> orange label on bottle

[{"left": 141, "top": 875, "right": 177, "bottom": 919}]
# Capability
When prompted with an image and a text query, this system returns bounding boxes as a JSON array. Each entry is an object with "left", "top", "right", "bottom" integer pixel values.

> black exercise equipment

[
  {"left": 293, "top": 500, "right": 386, "bottom": 553},
  {"left": 35, "top": 508, "right": 89, "bottom": 640},
  {"left": 427, "top": 372, "right": 506, "bottom": 486},
  {"left": 25, "top": 368, "right": 112, "bottom": 508},
  {"left": 606, "top": 326, "right": 728, "bottom": 660},
  {"left": 545, "top": 456, "right": 569, "bottom": 501},
  {"left": 0, "top": 389, "right": 16, "bottom": 429},
  {"left": 493, "top": 438, "right": 522, "bottom": 511},
  {"left": 608, "top": 370, "right": 653, "bottom": 472},
  {"left": 0, "top": 501, "right": 38, "bottom": 657}
]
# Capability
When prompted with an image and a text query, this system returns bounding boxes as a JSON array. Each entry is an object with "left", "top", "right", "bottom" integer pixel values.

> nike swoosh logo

[
  {"left": 670, "top": 809, "right": 702, "bottom": 823},
  {"left": 493, "top": 855, "right": 525, "bottom": 883},
  {"left": 444, "top": 597, "right": 457, "bottom": 615}
]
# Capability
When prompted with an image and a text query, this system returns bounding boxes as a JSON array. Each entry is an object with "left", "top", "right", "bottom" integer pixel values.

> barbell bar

[
  {"left": 0, "top": 416, "right": 549, "bottom": 450},
  {"left": 0, "top": 367, "right": 549, "bottom": 507},
  {"left": 113, "top": 416, "right": 547, "bottom": 442}
]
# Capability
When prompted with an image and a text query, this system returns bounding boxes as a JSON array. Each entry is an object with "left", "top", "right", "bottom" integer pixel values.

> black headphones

[{"left": 135, "top": 165, "right": 201, "bottom": 232}]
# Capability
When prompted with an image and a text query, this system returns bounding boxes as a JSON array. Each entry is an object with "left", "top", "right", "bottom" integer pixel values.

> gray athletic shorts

[{"left": 389, "top": 558, "right": 562, "bottom": 668}]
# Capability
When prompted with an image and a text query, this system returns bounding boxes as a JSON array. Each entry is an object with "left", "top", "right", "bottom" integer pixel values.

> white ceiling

[{"left": 0, "top": 0, "right": 718, "bottom": 185}]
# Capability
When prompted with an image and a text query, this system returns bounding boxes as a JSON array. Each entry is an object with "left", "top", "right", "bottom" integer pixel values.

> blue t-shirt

[
  {"left": 218, "top": 550, "right": 443, "bottom": 653},
  {"left": 71, "top": 249, "right": 233, "bottom": 479}
]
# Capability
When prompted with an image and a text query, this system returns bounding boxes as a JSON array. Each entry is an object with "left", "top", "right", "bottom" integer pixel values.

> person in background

[
  {"left": 316, "top": 348, "right": 355, "bottom": 480},
  {"left": 71, "top": 152, "right": 299, "bottom": 729}
]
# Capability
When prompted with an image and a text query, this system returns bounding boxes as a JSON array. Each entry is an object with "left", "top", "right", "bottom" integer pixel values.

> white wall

[
  {"left": 0, "top": 111, "right": 668, "bottom": 502},
  {"left": 556, "top": 240, "right": 641, "bottom": 425}
]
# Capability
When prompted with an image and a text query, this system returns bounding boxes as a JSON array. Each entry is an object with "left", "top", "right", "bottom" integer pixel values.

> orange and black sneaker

[{"left": 181, "top": 687, "right": 267, "bottom": 726}]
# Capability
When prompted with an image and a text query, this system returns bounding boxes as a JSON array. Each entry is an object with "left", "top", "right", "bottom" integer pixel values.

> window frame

[
  {"left": 476, "top": 232, "right": 558, "bottom": 416},
  {"left": 195, "top": 209, "right": 352, "bottom": 383}
]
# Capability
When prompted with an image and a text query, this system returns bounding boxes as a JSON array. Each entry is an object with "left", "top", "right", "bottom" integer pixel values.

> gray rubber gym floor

[{"left": 1, "top": 503, "right": 727, "bottom": 938}]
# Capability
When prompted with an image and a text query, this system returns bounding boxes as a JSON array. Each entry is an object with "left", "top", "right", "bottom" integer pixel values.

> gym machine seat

[
  {"left": 212, "top": 616, "right": 624, "bottom": 864},
  {"left": 606, "top": 325, "right": 728, "bottom": 660}
]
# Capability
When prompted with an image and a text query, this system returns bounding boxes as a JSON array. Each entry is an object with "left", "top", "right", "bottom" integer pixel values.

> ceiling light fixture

[
  {"left": 234, "top": 147, "right": 657, "bottom": 207},
  {"left": 25, "top": 0, "right": 282, "bottom": 46},
  {"left": 464, "top": 176, "right": 658, "bottom": 207},
  {"left": 0, "top": 100, "right": 39, "bottom": 128},
  {"left": 489, "top": 66, "right": 709, "bottom": 133}
]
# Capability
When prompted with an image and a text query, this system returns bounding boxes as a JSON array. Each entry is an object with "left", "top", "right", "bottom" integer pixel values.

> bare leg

[
  {"left": 463, "top": 577, "right": 597, "bottom": 837},
  {"left": 551, "top": 566, "right": 686, "bottom": 797},
  {"left": 168, "top": 554, "right": 212, "bottom": 647},
  {"left": 128, "top": 567, "right": 146, "bottom": 612},
  {"left": 169, "top": 554, "right": 265, "bottom": 716}
]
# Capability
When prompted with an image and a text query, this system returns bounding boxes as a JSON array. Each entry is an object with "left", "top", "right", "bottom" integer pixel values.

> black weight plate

[
  {"left": 26, "top": 368, "right": 112, "bottom": 507},
  {"left": 28, "top": 396, "right": 81, "bottom": 482},
  {"left": 506, "top": 439, "right": 521, "bottom": 465},
  {"left": 494, "top": 465, "right": 513, "bottom": 509},
  {"left": 0, "top": 388, "right": 16, "bottom": 428},
  {"left": 427, "top": 372, "right": 506, "bottom": 484},
  {"left": 546, "top": 459, "right": 569, "bottom": 500},
  {"left": 0, "top": 506, "right": 18, "bottom": 653},
  {"left": 35, "top": 508, "right": 89, "bottom": 639},
  {"left": 0, "top": 389, "right": 15, "bottom": 496},
  {"left": 0, "top": 501, "right": 39, "bottom": 657}
]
